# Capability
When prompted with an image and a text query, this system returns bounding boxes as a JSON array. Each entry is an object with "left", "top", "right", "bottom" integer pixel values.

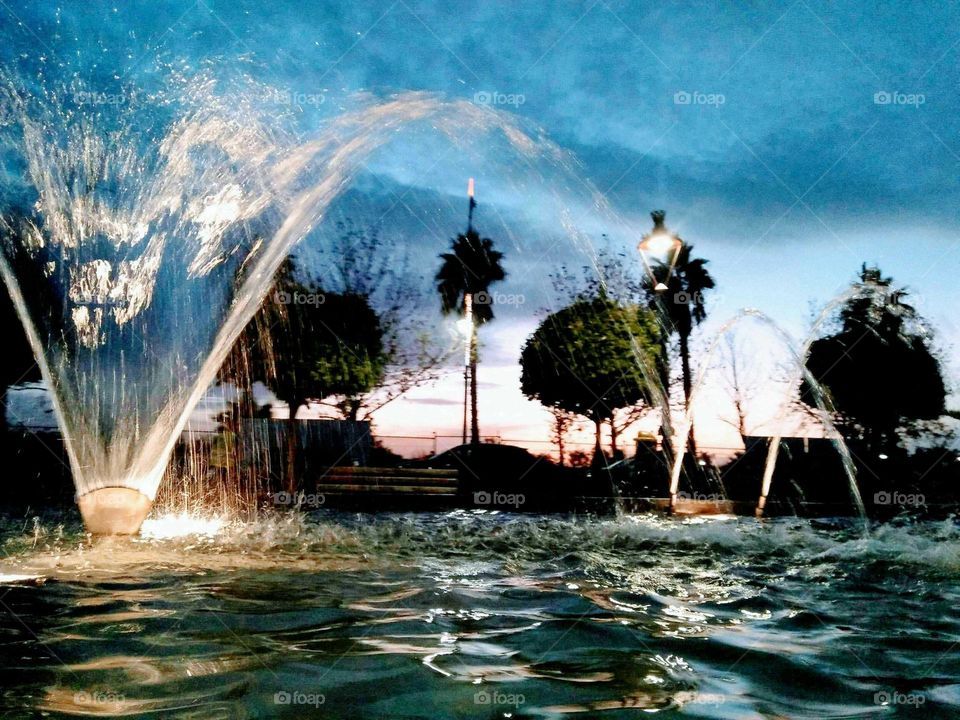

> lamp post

[
  {"left": 457, "top": 295, "right": 473, "bottom": 445},
  {"left": 467, "top": 177, "right": 476, "bottom": 231},
  {"left": 637, "top": 210, "right": 684, "bottom": 508},
  {"left": 459, "top": 178, "right": 477, "bottom": 445},
  {"left": 637, "top": 210, "right": 682, "bottom": 292}
]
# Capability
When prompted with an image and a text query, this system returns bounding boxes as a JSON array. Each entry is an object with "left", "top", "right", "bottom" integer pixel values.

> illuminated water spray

[
  {"left": 0, "top": 77, "right": 563, "bottom": 534},
  {"left": 666, "top": 305, "right": 867, "bottom": 527}
]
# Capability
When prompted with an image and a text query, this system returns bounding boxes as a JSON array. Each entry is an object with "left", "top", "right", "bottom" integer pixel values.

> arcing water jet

[{"left": 0, "top": 77, "right": 559, "bottom": 534}]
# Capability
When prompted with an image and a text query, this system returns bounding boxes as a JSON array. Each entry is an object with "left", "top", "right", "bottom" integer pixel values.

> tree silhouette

[
  {"left": 311, "top": 292, "right": 388, "bottom": 422},
  {"left": 549, "top": 407, "right": 576, "bottom": 466},
  {"left": 226, "top": 257, "right": 386, "bottom": 492},
  {"left": 550, "top": 245, "right": 662, "bottom": 457},
  {"left": 643, "top": 240, "right": 715, "bottom": 454},
  {"left": 316, "top": 221, "right": 448, "bottom": 419},
  {"left": 715, "top": 331, "right": 767, "bottom": 439},
  {"left": 520, "top": 293, "right": 662, "bottom": 461},
  {"left": 436, "top": 228, "right": 505, "bottom": 444},
  {"left": 801, "top": 264, "right": 946, "bottom": 459}
]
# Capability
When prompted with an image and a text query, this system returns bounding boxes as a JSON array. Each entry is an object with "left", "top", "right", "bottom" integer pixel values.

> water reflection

[{"left": 0, "top": 511, "right": 958, "bottom": 718}]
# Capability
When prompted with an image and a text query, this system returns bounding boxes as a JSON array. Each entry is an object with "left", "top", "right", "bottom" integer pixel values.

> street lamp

[
  {"left": 637, "top": 210, "right": 683, "bottom": 292},
  {"left": 458, "top": 292, "right": 473, "bottom": 445},
  {"left": 460, "top": 178, "right": 477, "bottom": 445},
  {"left": 637, "top": 210, "right": 685, "bottom": 509}
]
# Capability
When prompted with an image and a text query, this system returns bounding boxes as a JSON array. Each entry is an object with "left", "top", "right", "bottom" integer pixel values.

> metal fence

[{"left": 374, "top": 433, "right": 742, "bottom": 461}]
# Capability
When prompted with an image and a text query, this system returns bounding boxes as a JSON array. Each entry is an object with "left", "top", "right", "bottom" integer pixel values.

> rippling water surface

[{"left": 0, "top": 510, "right": 958, "bottom": 719}]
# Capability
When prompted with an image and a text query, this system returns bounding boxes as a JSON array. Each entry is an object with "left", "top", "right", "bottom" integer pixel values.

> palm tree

[
  {"left": 802, "top": 264, "right": 944, "bottom": 457},
  {"left": 842, "top": 264, "right": 916, "bottom": 338},
  {"left": 645, "top": 242, "right": 715, "bottom": 455},
  {"left": 436, "top": 227, "right": 505, "bottom": 444}
]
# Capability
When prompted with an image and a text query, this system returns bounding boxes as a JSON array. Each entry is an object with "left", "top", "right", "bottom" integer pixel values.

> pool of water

[{"left": 0, "top": 510, "right": 958, "bottom": 718}]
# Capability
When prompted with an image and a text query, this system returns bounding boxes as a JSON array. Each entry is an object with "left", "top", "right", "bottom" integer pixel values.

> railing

[{"left": 373, "top": 433, "right": 743, "bottom": 461}]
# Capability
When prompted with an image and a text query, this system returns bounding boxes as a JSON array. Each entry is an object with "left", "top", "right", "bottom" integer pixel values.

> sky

[{"left": 2, "top": 0, "right": 959, "bottom": 456}]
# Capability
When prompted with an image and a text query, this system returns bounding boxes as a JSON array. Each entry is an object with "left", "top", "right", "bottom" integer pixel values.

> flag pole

[
  {"left": 467, "top": 177, "right": 476, "bottom": 232},
  {"left": 462, "top": 178, "right": 476, "bottom": 444}
]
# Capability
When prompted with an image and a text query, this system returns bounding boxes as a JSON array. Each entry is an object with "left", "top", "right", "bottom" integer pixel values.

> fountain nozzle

[{"left": 77, "top": 488, "right": 153, "bottom": 535}]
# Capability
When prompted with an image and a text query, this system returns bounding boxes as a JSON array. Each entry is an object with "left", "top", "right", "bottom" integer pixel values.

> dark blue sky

[{"left": 2, "top": 0, "right": 959, "bottom": 440}]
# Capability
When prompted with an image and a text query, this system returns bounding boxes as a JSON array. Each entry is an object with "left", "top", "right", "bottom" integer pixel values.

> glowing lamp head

[
  {"left": 638, "top": 210, "right": 683, "bottom": 290},
  {"left": 638, "top": 210, "right": 682, "bottom": 260},
  {"left": 640, "top": 231, "right": 681, "bottom": 257},
  {"left": 467, "top": 177, "right": 475, "bottom": 199}
]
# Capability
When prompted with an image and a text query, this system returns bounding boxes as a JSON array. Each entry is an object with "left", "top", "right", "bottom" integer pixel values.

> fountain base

[{"left": 77, "top": 488, "right": 153, "bottom": 535}]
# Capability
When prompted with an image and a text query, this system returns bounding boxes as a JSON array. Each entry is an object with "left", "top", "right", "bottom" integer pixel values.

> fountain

[
  {"left": 665, "top": 305, "right": 868, "bottom": 526},
  {"left": 0, "top": 76, "right": 567, "bottom": 534},
  {"left": 0, "top": 70, "right": 878, "bottom": 535}
]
